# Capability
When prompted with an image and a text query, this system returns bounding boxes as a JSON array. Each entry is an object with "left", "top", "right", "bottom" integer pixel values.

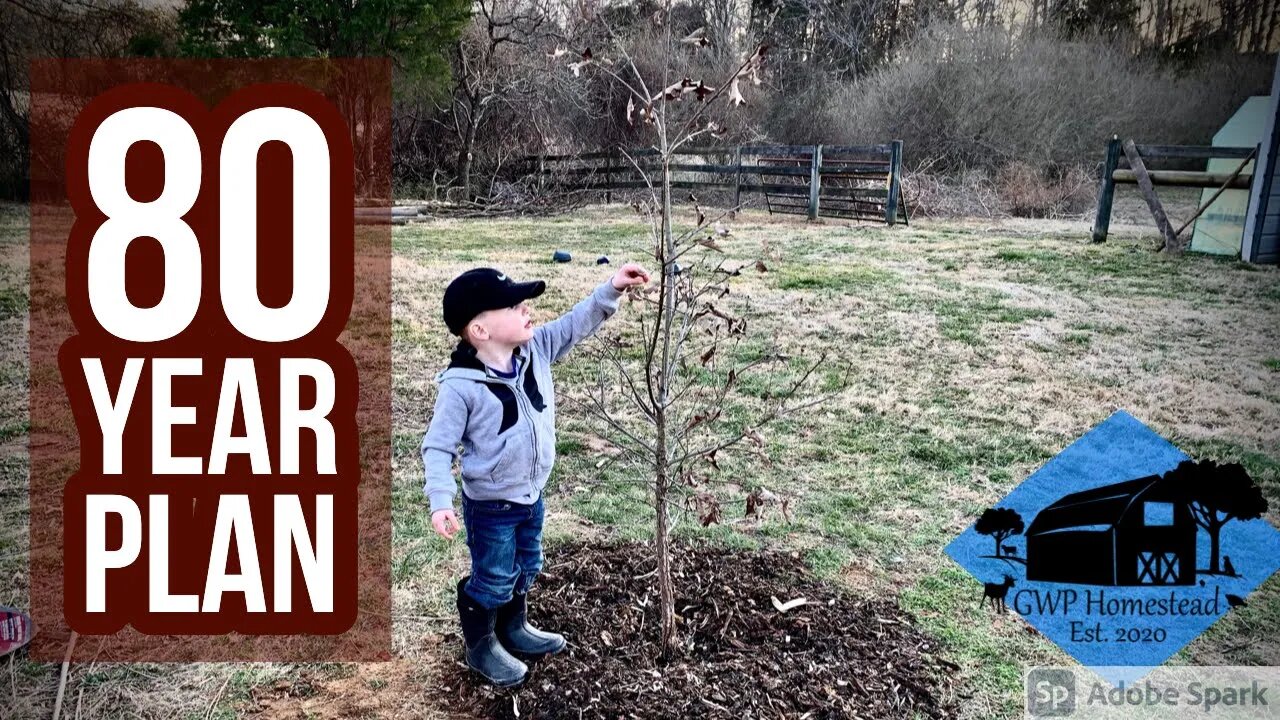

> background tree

[
  {"left": 178, "top": 0, "right": 469, "bottom": 86},
  {"left": 178, "top": 0, "right": 469, "bottom": 197},
  {"left": 0, "top": 0, "right": 174, "bottom": 200},
  {"left": 975, "top": 507, "right": 1024, "bottom": 558},
  {"left": 1164, "top": 459, "right": 1269, "bottom": 575},
  {"left": 443, "top": 0, "right": 552, "bottom": 198}
]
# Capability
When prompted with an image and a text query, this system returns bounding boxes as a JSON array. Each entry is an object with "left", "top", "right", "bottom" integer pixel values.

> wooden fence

[
  {"left": 1091, "top": 136, "right": 1257, "bottom": 245},
  {"left": 517, "top": 142, "right": 907, "bottom": 225}
]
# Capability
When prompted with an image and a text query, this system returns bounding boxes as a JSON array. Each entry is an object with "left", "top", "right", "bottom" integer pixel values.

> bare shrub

[
  {"left": 995, "top": 162, "right": 1097, "bottom": 218},
  {"left": 904, "top": 163, "right": 1096, "bottom": 219},
  {"left": 901, "top": 168, "right": 1003, "bottom": 218},
  {"left": 825, "top": 24, "right": 1272, "bottom": 172}
]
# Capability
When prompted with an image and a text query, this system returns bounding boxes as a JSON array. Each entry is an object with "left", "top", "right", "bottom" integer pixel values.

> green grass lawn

[{"left": 3, "top": 201, "right": 1279, "bottom": 718}]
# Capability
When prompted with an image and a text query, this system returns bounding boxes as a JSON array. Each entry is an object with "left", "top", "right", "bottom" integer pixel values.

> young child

[{"left": 421, "top": 263, "right": 650, "bottom": 687}]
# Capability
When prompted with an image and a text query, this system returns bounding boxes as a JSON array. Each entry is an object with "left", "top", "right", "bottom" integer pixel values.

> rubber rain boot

[
  {"left": 456, "top": 578, "right": 527, "bottom": 687},
  {"left": 496, "top": 590, "right": 567, "bottom": 658}
]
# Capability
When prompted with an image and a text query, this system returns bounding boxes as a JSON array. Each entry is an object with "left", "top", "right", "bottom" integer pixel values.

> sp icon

[{"left": 1027, "top": 668, "right": 1076, "bottom": 717}]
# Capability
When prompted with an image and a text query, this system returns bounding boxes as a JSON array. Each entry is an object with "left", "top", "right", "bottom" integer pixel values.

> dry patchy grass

[{"left": 2, "top": 201, "right": 1277, "bottom": 719}]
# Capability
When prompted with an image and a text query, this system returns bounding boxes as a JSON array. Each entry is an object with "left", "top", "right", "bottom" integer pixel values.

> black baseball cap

[{"left": 443, "top": 268, "right": 546, "bottom": 336}]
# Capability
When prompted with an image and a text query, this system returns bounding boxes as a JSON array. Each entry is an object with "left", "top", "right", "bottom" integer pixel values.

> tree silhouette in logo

[
  {"left": 975, "top": 507, "right": 1025, "bottom": 559},
  {"left": 1163, "top": 460, "right": 1268, "bottom": 575}
]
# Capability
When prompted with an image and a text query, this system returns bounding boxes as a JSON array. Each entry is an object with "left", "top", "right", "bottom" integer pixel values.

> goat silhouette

[
  {"left": 1001, "top": 545, "right": 1017, "bottom": 557},
  {"left": 980, "top": 575, "right": 1015, "bottom": 613}
]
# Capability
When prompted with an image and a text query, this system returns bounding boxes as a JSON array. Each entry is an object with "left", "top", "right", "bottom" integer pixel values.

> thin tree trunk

[
  {"left": 655, "top": 462, "right": 675, "bottom": 656},
  {"left": 655, "top": 151, "right": 677, "bottom": 659},
  {"left": 459, "top": 94, "right": 480, "bottom": 200},
  {"left": 1266, "top": 0, "right": 1279, "bottom": 54}
]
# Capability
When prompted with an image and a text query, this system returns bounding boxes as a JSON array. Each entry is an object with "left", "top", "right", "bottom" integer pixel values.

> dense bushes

[
  {"left": 815, "top": 25, "right": 1272, "bottom": 172},
  {"left": 759, "top": 24, "right": 1274, "bottom": 217}
]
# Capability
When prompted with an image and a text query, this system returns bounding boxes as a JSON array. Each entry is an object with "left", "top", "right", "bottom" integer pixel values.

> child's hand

[
  {"left": 611, "top": 263, "right": 651, "bottom": 291},
  {"left": 432, "top": 508, "right": 461, "bottom": 540}
]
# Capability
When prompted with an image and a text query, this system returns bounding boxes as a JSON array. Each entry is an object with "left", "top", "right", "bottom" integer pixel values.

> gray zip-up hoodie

[{"left": 421, "top": 280, "right": 625, "bottom": 513}]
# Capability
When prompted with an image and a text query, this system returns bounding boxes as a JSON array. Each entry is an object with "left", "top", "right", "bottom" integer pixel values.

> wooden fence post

[
  {"left": 885, "top": 139, "right": 903, "bottom": 225},
  {"left": 1091, "top": 135, "right": 1121, "bottom": 243},
  {"left": 1122, "top": 139, "right": 1181, "bottom": 253},
  {"left": 733, "top": 146, "right": 743, "bottom": 209},
  {"left": 605, "top": 150, "right": 613, "bottom": 204},
  {"left": 808, "top": 144, "right": 823, "bottom": 220},
  {"left": 537, "top": 154, "right": 546, "bottom": 193}
]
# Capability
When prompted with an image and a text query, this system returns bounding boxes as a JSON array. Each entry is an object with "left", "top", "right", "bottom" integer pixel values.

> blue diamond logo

[{"left": 945, "top": 410, "right": 1280, "bottom": 685}]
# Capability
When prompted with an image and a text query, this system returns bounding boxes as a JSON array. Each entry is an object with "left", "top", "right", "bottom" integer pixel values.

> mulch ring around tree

[{"left": 438, "top": 540, "right": 959, "bottom": 719}]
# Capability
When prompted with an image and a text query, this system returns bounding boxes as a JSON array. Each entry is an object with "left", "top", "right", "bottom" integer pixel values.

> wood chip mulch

[{"left": 440, "top": 540, "right": 959, "bottom": 719}]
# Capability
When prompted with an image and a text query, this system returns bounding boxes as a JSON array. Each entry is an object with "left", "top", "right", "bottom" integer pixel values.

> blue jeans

[{"left": 461, "top": 494, "right": 545, "bottom": 610}]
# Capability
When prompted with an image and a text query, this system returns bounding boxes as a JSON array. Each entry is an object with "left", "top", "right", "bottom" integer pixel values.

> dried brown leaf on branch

[
  {"left": 568, "top": 47, "right": 594, "bottom": 76},
  {"left": 680, "top": 27, "right": 710, "bottom": 48},
  {"left": 704, "top": 448, "right": 721, "bottom": 470},
  {"left": 706, "top": 303, "right": 734, "bottom": 324},
  {"left": 684, "top": 412, "right": 710, "bottom": 433},
  {"left": 728, "top": 77, "right": 746, "bottom": 106},
  {"left": 746, "top": 487, "right": 784, "bottom": 520},
  {"left": 699, "top": 346, "right": 715, "bottom": 366},
  {"left": 706, "top": 303, "right": 745, "bottom": 334},
  {"left": 698, "top": 236, "right": 725, "bottom": 252},
  {"left": 736, "top": 44, "right": 769, "bottom": 80},
  {"left": 694, "top": 492, "right": 722, "bottom": 527},
  {"left": 653, "top": 79, "right": 683, "bottom": 102}
]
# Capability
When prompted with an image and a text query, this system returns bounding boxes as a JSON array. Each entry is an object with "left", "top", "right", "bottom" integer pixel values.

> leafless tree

[
  {"left": 554, "top": 1, "right": 845, "bottom": 658},
  {"left": 443, "top": 0, "right": 555, "bottom": 198}
]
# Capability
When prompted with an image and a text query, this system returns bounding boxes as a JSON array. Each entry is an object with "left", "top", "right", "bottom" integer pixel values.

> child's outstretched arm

[
  {"left": 532, "top": 263, "right": 650, "bottom": 363},
  {"left": 421, "top": 384, "right": 467, "bottom": 538}
]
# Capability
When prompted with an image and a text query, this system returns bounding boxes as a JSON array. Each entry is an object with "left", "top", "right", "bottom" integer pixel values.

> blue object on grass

[
  {"left": 552, "top": 250, "right": 572, "bottom": 263},
  {"left": 597, "top": 256, "right": 609, "bottom": 264}
]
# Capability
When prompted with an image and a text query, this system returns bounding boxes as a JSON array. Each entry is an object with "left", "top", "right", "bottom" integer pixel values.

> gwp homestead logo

[{"left": 946, "top": 411, "right": 1280, "bottom": 682}]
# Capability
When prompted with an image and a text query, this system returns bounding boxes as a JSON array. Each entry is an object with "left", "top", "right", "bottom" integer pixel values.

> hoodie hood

[{"left": 436, "top": 340, "right": 528, "bottom": 383}]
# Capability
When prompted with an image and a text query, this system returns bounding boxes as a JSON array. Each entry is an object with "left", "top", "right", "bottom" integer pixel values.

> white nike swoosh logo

[{"left": 497, "top": 273, "right": 507, "bottom": 281}]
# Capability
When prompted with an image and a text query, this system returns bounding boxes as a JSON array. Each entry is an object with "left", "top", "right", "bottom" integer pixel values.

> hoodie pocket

[{"left": 490, "top": 446, "right": 514, "bottom": 482}]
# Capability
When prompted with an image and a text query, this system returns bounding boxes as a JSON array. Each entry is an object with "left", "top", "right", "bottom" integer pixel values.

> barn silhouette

[{"left": 1026, "top": 474, "right": 1197, "bottom": 586}]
